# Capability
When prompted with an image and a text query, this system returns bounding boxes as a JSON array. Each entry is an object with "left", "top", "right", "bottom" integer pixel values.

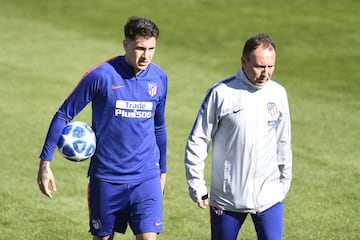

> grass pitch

[{"left": 0, "top": 0, "right": 359, "bottom": 239}]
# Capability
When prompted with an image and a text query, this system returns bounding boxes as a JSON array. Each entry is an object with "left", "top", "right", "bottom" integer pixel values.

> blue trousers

[{"left": 210, "top": 202, "right": 284, "bottom": 240}]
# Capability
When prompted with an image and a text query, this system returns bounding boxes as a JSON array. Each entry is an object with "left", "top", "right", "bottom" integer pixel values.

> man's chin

[
  {"left": 137, "top": 65, "right": 148, "bottom": 71},
  {"left": 134, "top": 65, "right": 148, "bottom": 74},
  {"left": 255, "top": 79, "right": 268, "bottom": 86},
  {"left": 253, "top": 80, "right": 268, "bottom": 89}
]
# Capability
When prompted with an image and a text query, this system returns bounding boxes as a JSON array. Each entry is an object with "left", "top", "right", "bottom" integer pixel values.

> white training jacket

[{"left": 185, "top": 68, "right": 292, "bottom": 213}]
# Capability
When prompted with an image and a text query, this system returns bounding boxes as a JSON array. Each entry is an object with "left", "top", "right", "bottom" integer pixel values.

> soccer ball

[{"left": 57, "top": 121, "right": 96, "bottom": 162}]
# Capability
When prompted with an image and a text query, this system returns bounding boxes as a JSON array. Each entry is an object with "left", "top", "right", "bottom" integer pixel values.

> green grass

[{"left": 1, "top": 0, "right": 359, "bottom": 239}]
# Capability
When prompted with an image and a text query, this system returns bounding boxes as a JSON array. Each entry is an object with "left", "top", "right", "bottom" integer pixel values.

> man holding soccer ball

[
  {"left": 37, "top": 16, "right": 167, "bottom": 240},
  {"left": 184, "top": 34, "right": 292, "bottom": 240}
]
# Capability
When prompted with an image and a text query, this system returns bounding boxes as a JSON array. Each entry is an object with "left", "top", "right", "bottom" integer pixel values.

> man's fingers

[
  {"left": 50, "top": 179, "right": 57, "bottom": 192},
  {"left": 44, "top": 187, "right": 53, "bottom": 199},
  {"left": 198, "top": 199, "right": 209, "bottom": 209},
  {"left": 38, "top": 181, "right": 55, "bottom": 199},
  {"left": 39, "top": 182, "right": 52, "bottom": 198}
]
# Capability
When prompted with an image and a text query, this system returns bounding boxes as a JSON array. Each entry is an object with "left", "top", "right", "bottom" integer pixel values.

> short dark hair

[
  {"left": 242, "top": 34, "right": 276, "bottom": 60},
  {"left": 124, "top": 16, "right": 160, "bottom": 40}
]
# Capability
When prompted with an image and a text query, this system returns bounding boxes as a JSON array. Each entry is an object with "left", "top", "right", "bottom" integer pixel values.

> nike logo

[
  {"left": 155, "top": 221, "right": 162, "bottom": 226},
  {"left": 233, "top": 107, "right": 244, "bottom": 114},
  {"left": 112, "top": 84, "right": 125, "bottom": 90}
]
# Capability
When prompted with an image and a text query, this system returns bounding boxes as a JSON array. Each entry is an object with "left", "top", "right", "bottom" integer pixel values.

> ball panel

[
  {"left": 72, "top": 126, "right": 86, "bottom": 138},
  {"left": 62, "top": 144, "right": 76, "bottom": 157},
  {"left": 62, "top": 125, "right": 73, "bottom": 135},
  {"left": 85, "top": 145, "right": 96, "bottom": 157}
]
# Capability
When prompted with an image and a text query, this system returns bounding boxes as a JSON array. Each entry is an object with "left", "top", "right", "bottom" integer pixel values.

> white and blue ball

[{"left": 57, "top": 121, "right": 96, "bottom": 162}]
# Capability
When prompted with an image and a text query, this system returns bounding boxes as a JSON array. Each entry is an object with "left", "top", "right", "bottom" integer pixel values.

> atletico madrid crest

[
  {"left": 267, "top": 102, "right": 278, "bottom": 117},
  {"left": 148, "top": 82, "right": 158, "bottom": 97}
]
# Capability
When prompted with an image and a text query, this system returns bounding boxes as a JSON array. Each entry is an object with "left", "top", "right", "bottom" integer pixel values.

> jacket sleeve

[
  {"left": 39, "top": 112, "right": 70, "bottom": 161},
  {"left": 184, "top": 89, "right": 217, "bottom": 202},
  {"left": 155, "top": 74, "right": 168, "bottom": 174},
  {"left": 39, "top": 70, "right": 98, "bottom": 161},
  {"left": 276, "top": 90, "right": 292, "bottom": 197}
]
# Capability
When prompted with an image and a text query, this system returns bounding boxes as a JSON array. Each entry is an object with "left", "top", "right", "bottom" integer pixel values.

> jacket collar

[{"left": 237, "top": 68, "right": 267, "bottom": 90}]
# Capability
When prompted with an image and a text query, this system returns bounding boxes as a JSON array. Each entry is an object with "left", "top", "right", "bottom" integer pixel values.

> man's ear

[
  {"left": 123, "top": 39, "right": 128, "bottom": 51},
  {"left": 241, "top": 56, "right": 246, "bottom": 66}
]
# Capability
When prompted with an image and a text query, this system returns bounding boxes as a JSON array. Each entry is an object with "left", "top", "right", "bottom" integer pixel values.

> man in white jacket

[{"left": 184, "top": 34, "right": 292, "bottom": 240}]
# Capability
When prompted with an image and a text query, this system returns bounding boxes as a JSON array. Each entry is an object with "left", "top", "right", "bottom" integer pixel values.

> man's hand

[
  {"left": 37, "top": 160, "right": 57, "bottom": 199},
  {"left": 160, "top": 173, "right": 166, "bottom": 195},
  {"left": 197, "top": 194, "right": 209, "bottom": 209}
]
